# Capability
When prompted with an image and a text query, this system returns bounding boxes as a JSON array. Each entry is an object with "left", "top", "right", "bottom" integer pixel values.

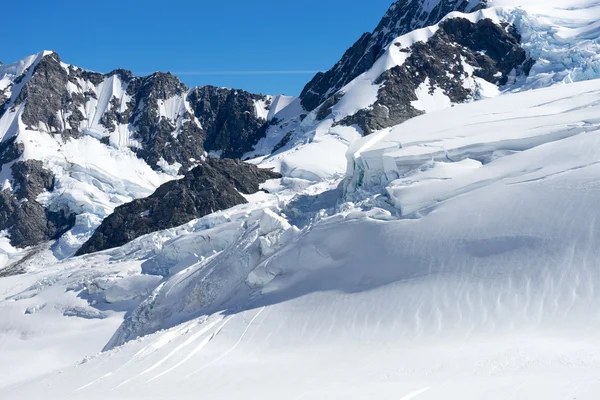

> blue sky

[{"left": 2, "top": 0, "right": 393, "bottom": 95}]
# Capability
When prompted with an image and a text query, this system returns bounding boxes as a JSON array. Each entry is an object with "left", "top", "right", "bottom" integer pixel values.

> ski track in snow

[
  {"left": 184, "top": 307, "right": 266, "bottom": 379},
  {"left": 145, "top": 315, "right": 233, "bottom": 382},
  {"left": 74, "top": 320, "right": 197, "bottom": 392},
  {"left": 399, "top": 387, "right": 431, "bottom": 400},
  {"left": 5, "top": 1, "right": 600, "bottom": 399}
]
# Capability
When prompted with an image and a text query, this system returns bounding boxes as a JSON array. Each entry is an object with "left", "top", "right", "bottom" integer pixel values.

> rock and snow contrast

[
  {"left": 0, "top": 51, "right": 282, "bottom": 255},
  {"left": 3, "top": 0, "right": 600, "bottom": 398}
]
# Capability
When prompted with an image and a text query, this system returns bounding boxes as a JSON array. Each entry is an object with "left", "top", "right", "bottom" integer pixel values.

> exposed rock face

[
  {"left": 339, "top": 18, "right": 531, "bottom": 134},
  {"left": 15, "top": 53, "right": 82, "bottom": 137},
  {"left": 0, "top": 160, "right": 75, "bottom": 248},
  {"left": 188, "top": 86, "right": 268, "bottom": 159},
  {"left": 0, "top": 51, "right": 280, "bottom": 250},
  {"left": 300, "top": 0, "right": 486, "bottom": 111},
  {"left": 315, "top": 92, "right": 344, "bottom": 121},
  {"left": 125, "top": 72, "right": 205, "bottom": 170},
  {"left": 11, "top": 160, "right": 54, "bottom": 199},
  {"left": 9, "top": 52, "right": 271, "bottom": 172},
  {"left": 76, "top": 159, "right": 280, "bottom": 255},
  {"left": 0, "top": 2, "right": 526, "bottom": 252},
  {"left": 0, "top": 137, "right": 24, "bottom": 166},
  {"left": 0, "top": 88, "right": 8, "bottom": 118}
]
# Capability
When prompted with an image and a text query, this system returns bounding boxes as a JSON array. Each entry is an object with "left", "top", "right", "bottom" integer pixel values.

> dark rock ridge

[
  {"left": 337, "top": 18, "right": 532, "bottom": 134},
  {"left": 0, "top": 51, "right": 281, "bottom": 250},
  {"left": 0, "top": 88, "right": 8, "bottom": 119},
  {"left": 15, "top": 53, "right": 81, "bottom": 137},
  {"left": 1, "top": 2, "right": 516, "bottom": 252},
  {"left": 76, "top": 159, "right": 281, "bottom": 255},
  {"left": 0, "top": 160, "right": 75, "bottom": 248},
  {"left": 11, "top": 52, "right": 271, "bottom": 171},
  {"left": 0, "top": 137, "right": 24, "bottom": 166},
  {"left": 189, "top": 86, "right": 269, "bottom": 159},
  {"left": 120, "top": 71, "right": 204, "bottom": 170},
  {"left": 299, "top": 0, "right": 486, "bottom": 112}
]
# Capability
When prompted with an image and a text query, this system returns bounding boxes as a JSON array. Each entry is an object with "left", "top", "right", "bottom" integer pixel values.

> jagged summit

[
  {"left": 0, "top": 50, "right": 293, "bottom": 251},
  {"left": 0, "top": 50, "right": 280, "bottom": 161},
  {"left": 2, "top": 0, "right": 599, "bottom": 253},
  {"left": 4, "top": 1, "right": 600, "bottom": 397},
  {"left": 299, "top": 0, "right": 486, "bottom": 111}
]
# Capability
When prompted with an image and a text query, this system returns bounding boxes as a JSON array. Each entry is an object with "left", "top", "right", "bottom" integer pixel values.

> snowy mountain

[
  {"left": 76, "top": 158, "right": 280, "bottom": 255},
  {"left": 253, "top": 0, "right": 600, "bottom": 184},
  {"left": 0, "top": 51, "right": 290, "bottom": 253},
  {"left": 299, "top": 0, "right": 488, "bottom": 111},
  {"left": 3, "top": 0, "right": 600, "bottom": 398}
]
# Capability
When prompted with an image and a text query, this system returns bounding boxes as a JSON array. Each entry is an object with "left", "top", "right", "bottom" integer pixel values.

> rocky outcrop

[
  {"left": 188, "top": 86, "right": 268, "bottom": 159},
  {"left": 8, "top": 52, "right": 272, "bottom": 172},
  {"left": 125, "top": 72, "right": 205, "bottom": 170},
  {"left": 0, "top": 160, "right": 75, "bottom": 248},
  {"left": 339, "top": 18, "right": 531, "bottom": 134},
  {"left": 76, "top": 159, "right": 280, "bottom": 255},
  {"left": 15, "top": 53, "right": 84, "bottom": 137},
  {"left": 299, "top": 0, "right": 486, "bottom": 112},
  {"left": 0, "top": 87, "right": 8, "bottom": 118},
  {"left": 0, "top": 3, "right": 526, "bottom": 252},
  {"left": 0, "top": 51, "right": 281, "bottom": 250},
  {"left": 0, "top": 137, "right": 24, "bottom": 166}
]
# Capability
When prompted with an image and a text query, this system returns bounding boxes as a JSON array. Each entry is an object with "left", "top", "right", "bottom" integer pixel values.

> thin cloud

[
  {"left": 171, "top": 70, "right": 323, "bottom": 76},
  {"left": 134, "top": 70, "right": 322, "bottom": 76}
]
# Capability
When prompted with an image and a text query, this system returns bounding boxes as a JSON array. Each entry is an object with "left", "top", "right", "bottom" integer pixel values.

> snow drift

[{"left": 3, "top": 0, "right": 600, "bottom": 399}]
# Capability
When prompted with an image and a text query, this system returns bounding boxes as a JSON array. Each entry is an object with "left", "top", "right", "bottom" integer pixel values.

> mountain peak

[
  {"left": 40, "top": 50, "right": 56, "bottom": 57},
  {"left": 5, "top": 1, "right": 600, "bottom": 398},
  {"left": 299, "top": 0, "right": 486, "bottom": 111}
]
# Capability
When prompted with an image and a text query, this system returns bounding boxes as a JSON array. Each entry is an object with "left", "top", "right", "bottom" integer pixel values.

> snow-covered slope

[
  {"left": 0, "top": 189, "right": 284, "bottom": 389},
  {"left": 251, "top": 0, "right": 600, "bottom": 184},
  {"left": 299, "top": 0, "right": 488, "bottom": 111},
  {"left": 346, "top": 79, "right": 600, "bottom": 202},
  {"left": 0, "top": 52, "right": 280, "bottom": 255},
  {"left": 3, "top": 0, "right": 600, "bottom": 398},
  {"left": 4, "top": 76, "right": 600, "bottom": 399}
]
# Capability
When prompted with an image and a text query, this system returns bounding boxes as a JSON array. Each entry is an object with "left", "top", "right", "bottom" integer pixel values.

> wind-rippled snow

[{"left": 3, "top": 1, "right": 600, "bottom": 399}]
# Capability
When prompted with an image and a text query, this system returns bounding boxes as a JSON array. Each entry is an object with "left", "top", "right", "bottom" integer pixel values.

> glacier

[
  {"left": 3, "top": 0, "right": 600, "bottom": 399},
  {"left": 255, "top": 0, "right": 600, "bottom": 185},
  {"left": 4, "top": 74, "right": 600, "bottom": 399}
]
